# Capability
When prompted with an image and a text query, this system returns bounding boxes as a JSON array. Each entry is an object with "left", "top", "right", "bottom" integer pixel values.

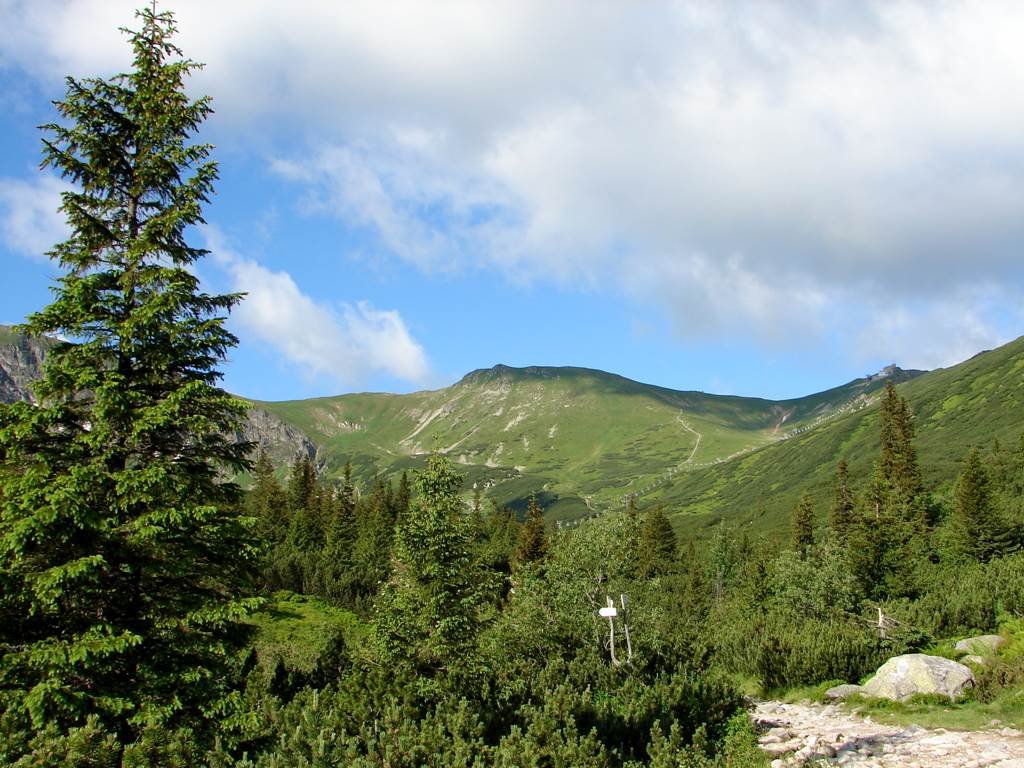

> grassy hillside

[
  {"left": 654, "top": 336, "right": 1024, "bottom": 539},
  {"left": 255, "top": 363, "right": 919, "bottom": 519}
]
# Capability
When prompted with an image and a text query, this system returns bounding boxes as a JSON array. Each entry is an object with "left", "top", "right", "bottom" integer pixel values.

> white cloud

[
  {"left": 203, "top": 228, "right": 429, "bottom": 387},
  {"left": 6, "top": 1, "right": 1024, "bottom": 364},
  {"left": 854, "top": 289, "right": 1024, "bottom": 371},
  {"left": 0, "top": 174, "right": 72, "bottom": 259}
]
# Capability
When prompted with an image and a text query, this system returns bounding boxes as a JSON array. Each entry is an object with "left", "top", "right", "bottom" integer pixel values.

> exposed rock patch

[
  {"left": 862, "top": 654, "right": 974, "bottom": 702},
  {"left": 957, "top": 635, "right": 1006, "bottom": 655},
  {"left": 754, "top": 700, "right": 1024, "bottom": 766}
]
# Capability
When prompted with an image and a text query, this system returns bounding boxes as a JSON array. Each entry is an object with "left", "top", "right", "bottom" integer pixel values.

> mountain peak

[
  {"left": 864, "top": 364, "right": 925, "bottom": 383},
  {"left": 459, "top": 364, "right": 578, "bottom": 386}
]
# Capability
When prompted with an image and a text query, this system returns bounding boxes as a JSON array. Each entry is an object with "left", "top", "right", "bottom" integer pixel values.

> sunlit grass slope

[
  {"left": 655, "top": 336, "right": 1024, "bottom": 539},
  {"left": 255, "top": 362, "right": 920, "bottom": 519}
]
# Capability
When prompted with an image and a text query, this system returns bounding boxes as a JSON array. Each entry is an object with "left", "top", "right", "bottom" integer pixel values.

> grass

[
  {"left": 253, "top": 359, "right": 931, "bottom": 520},
  {"left": 245, "top": 591, "right": 373, "bottom": 672},
  {"left": 661, "top": 335, "right": 1024, "bottom": 541},
  {"left": 845, "top": 691, "right": 1024, "bottom": 731}
]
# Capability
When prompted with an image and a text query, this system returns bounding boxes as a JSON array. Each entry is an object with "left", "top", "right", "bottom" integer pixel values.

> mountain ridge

[{"left": 5, "top": 322, "right": 1020, "bottom": 538}]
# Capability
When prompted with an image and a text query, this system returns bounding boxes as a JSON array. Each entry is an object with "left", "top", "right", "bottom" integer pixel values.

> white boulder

[{"left": 861, "top": 654, "right": 974, "bottom": 702}]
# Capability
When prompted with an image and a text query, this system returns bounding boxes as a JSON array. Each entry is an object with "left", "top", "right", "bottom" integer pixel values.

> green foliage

[
  {"left": 790, "top": 492, "right": 814, "bottom": 558},
  {"left": 848, "top": 383, "right": 929, "bottom": 599},
  {"left": 376, "top": 452, "right": 488, "bottom": 690},
  {"left": 513, "top": 495, "right": 548, "bottom": 567},
  {"left": 829, "top": 459, "right": 855, "bottom": 544},
  {"left": 638, "top": 506, "right": 678, "bottom": 578},
  {"left": 0, "top": 5, "right": 260, "bottom": 742},
  {"left": 951, "top": 447, "right": 1016, "bottom": 562}
]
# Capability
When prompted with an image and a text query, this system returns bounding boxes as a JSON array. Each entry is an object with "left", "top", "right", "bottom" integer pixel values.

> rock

[
  {"left": 0, "top": 328, "right": 56, "bottom": 404},
  {"left": 824, "top": 683, "right": 865, "bottom": 701},
  {"left": 955, "top": 634, "right": 1006, "bottom": 655},
  {"left": 861, "top": 653, "right": 974, "bottom": 702},
  {"left": 963, "top": 654, "right": 987, "bottom": 666}
]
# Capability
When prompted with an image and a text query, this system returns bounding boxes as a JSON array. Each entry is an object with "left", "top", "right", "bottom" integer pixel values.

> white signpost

[{"left": 598, "top": 594, "right": 632, "bottom": 666}]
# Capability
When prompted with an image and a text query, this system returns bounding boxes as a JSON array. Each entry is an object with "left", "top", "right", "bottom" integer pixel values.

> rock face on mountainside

[
  {"left": 0, "top": 331, "right": 55, "bottom": 403},
  {"left": 0, "top": 327, "right": 319, "bottom": 470},
  {"left": 236, "top": 405, "right": 322, "bottom": 469}
]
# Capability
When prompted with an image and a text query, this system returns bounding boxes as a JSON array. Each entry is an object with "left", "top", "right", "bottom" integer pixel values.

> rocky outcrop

[
  {"left": 754, "top": 700, "right": 1024, "bottom": 766},
  {"left": 236, "top": 406, "right": 322, "bottom": 469},
  {"left": 861, "top": 654, "right": 974, "bottom": 702},
  {"left": 0, "top": 330, "right": 56, "bottom": 404},
  {"left": 956, "top": 634, "right": 1006, "bottom": 655},
  {"left": 0, "top": 328, "right": 322, "bottom": 470},
  {"left": 823, "top": 684, "right": 864, "bottom": 701}
]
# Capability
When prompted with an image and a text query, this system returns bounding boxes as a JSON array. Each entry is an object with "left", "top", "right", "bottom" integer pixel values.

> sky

[{"left": 2, "top": 1, "right": 1023, "bottom": 402}]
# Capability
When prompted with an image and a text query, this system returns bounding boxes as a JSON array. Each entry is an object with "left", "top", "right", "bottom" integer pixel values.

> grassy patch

[
  {"left": 846, "top": 690, "right": 1024, "bottom": 731},
  {"left": 246, "top": 591, "right": 373, "bottom": 672}
]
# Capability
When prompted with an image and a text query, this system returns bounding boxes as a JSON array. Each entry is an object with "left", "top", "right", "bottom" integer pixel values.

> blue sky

[{"left": 2, "top": 1, "right": 1023, "bottom": 402}]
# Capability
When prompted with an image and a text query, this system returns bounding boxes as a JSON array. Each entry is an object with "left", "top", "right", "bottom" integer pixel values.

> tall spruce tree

[
  {"left": 0, "top": 6, "right": 259, "bottom": 738},
  {"left": 829, "top": 459, "right": 855, "bottom": 544},
  {"left": 791, "top": 491, "right": 815, "bottom": 558},
  {"left": 637, "top": 505, "right": 678, "bottom": 577},
  {"left": 512, "top": 494, "right": 548, "bottom": 567},
  {"left": 952, "top": 446, "right": 1015, "bottom": 562},
  {"left": 376, "top": 452, "right": 482, "bottom": 689},
  {"left": 850, "top": 382, "right": 927, "bottom": 598}
]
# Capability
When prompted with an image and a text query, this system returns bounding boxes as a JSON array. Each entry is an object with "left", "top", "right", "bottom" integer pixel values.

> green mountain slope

[
  {"left": 255, "top": 362, "right": 922, "bottom": 519},
  {"left": 651, "top": 336, "right": 1024, "bottom": 538}
]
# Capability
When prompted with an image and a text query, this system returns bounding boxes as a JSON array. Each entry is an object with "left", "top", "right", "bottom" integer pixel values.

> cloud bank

[
  {"left": 204, "top": 228, "right": 429, "bottom": 387},
  {"left": 5, "top": 1, "right": 1024, "bottom": 367},
  {"left": 0, "top": 174, "right": 72, "bottom": 259}
]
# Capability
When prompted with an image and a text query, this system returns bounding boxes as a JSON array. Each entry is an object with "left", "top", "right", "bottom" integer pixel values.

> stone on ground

[
  {"left": 861, "top": 653, "right": 974, "bottom": 702},
  {"left": 824, "top": 684, "right": 864, "bottom": 701},
  {"left": 956, "top": 634, "right": 1006, "bottom": 655}
]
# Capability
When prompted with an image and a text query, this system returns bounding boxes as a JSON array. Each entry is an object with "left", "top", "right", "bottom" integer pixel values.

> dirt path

[
  {"left": 753, "top": 700, "right": 1024, "bottom": 767},
  {"left": 676, "top": 411, "right": 702, "bottom": 464}
]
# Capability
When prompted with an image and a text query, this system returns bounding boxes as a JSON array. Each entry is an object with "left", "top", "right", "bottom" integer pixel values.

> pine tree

[
  {"left": 637, "top": 505, "right": 678, "bottom": 577},
  {"left": 952, "top": 446, "right": 1015, "bottom": 562},
  {"left": 395, "top": 470, "right": 411, "bottom": 518},
  {"left": 249, "top": 448, "right": 289, "bottom": 541},
  {"left": 875, "top": 381, "right": 924, "bottom": 513},
  {"left": 829, "top": 460, "right": 855, "bottom": 544},
  {"left": 513, "top": 494, "right": 548, "bottom": 567},
  {"left": 376, "top": 452, "right": 482, "bottom": 688},
  {"left": 0, "top": 5, "right": 259, "bottom": 739},
  {"left": 709, "top": 521, "right": 735, "bottom": 601},
  {"left": 791, "top": 491, "right": 815, "bottom": 558},
  {"left": 850, "top": 382, "right": 928, "bottom": 598}
]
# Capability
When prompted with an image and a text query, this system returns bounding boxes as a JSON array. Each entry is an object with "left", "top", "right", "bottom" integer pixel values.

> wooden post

[{"left": 620, "top": 593, "right": 633, "bottom": 664}]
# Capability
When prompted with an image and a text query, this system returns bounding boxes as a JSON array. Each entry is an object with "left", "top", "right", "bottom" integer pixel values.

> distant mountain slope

[
  {"left": 255, "top": 362, "right": 923, "bottom": 517},
  {"left": 653, "top": 336, "right": 1024, "bottom": 538},
  {"left": 13, "top": 320, "right": 1012, "bottom": 536}
]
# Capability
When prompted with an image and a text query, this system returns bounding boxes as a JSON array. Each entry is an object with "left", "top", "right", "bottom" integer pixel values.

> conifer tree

[
  {"left": 952, "top": 447, "right": 1015, "bottom": 562},
  {"left": 829, "top": 459, "right": 855, "bottom": 544},
  {"left": 376, "top": 452, "right": 482, "bottom": 688},
  {"left": 395, "top": 470, "right": 411, "bottom": 517},
  {"left": 875, "top": 381, "right": 924, "bottom": 513},
  {"left": 850, "top": 382, "right": 928, "bottom": 598},
  {"left": 791, "top": 491, "right": 815, "bottom": 558},
  {"left": 249, "top": 448, "right": 289, "bottom": 541},
  {"left": 637, "top": 505, "right": 678, "bottom": 577},
  {"left": 0, "top": 5, "right": 259, "bottom": 738},
  {"left": 513, "top": 494, "right": 548, "bottom": 567}
]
